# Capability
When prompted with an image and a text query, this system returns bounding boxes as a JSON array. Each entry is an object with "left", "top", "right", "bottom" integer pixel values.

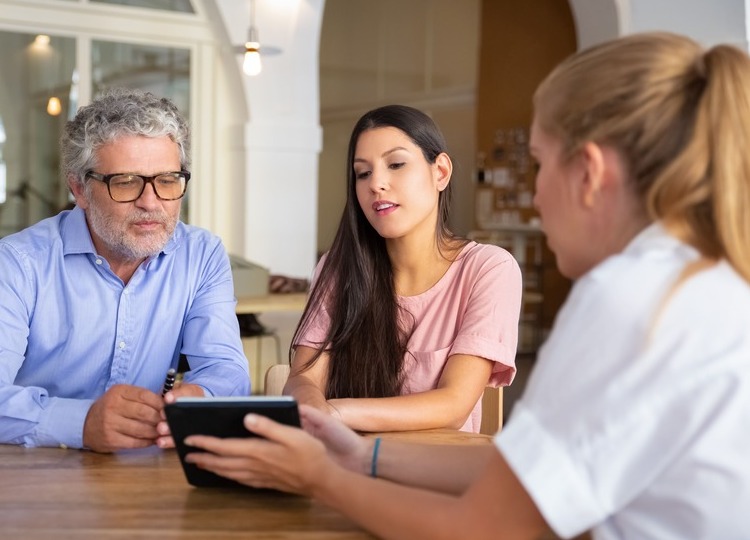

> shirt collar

[
  {"left": 61, "top": 206, "right": 96, "bottom": 255},
  {"left": 622, "top": 221, "right": 698, "bottom": 259}
]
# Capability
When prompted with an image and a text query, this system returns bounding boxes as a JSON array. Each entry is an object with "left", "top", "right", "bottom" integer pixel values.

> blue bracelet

[{"left": 370, "top": 437, "right": 382, "bottom": 478}]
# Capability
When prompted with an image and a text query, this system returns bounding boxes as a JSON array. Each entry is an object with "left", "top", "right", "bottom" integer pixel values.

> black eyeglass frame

[{"left": 85, "top": 170, "right": 191, "bottom": 202}]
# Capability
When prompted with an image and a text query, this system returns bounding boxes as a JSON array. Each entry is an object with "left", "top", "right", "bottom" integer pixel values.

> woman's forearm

[
  {"left": 312, "top": 449, "right": 534, "bottom": 540},
  {"left": 331, "top": 388, "right": 476, "bottom": 432},
  {"left": 372, "top": 438, "right": 495, "bottom": 494},
  {"left": 328, "top": 354, "right": 493, "bottom": 432},
  {"left": 285, "top": 375, "right": 330, "bottom": 412}
]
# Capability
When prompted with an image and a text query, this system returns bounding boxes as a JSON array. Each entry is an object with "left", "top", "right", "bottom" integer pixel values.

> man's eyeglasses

[{"left": 85, "top": 171, "right": 190, "bottom": 203}]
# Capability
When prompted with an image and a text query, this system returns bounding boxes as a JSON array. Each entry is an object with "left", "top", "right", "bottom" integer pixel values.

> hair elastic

[{"left": 370, "top": 437, "right": 382, "bottom": 478}]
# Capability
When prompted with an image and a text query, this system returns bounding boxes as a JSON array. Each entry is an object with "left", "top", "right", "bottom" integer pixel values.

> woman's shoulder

[
  {"left": 568, "top": 226, "right": 750, "bottom": 331},
  {"left": 454, "top": 240, "right": 521, "bottom": 275},
  {"left": 422, "top": 241, "right": 523, "bottom": 300}
]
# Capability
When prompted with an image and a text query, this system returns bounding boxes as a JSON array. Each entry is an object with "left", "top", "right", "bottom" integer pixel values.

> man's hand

[
  {"left": 155, "top": 383, "right": 205, "bottom": 449},
  {"left": 83, "top": 384, "right": 164, "bottom": 453}
]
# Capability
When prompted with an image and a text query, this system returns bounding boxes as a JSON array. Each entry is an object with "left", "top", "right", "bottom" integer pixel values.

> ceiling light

[
  {"left": 235, "top": 0, "right": 281, "bottom": 77},
  {"left": 243, "top": 27, "right": 262, "bottom": 76},
  {"left": 47, "top": 96, "right": 62, "bottom": 116}
]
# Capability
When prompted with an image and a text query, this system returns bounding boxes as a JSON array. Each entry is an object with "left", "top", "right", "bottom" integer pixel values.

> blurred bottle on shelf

[
  {"left": 491, "top": 129, "right": 513, "bottom": 191},
  {"left": 476, "top": 125, "right": 539, "bottom": 229},
  {"left": 476, "top": 151, "right": 487, "bottom": 184}
]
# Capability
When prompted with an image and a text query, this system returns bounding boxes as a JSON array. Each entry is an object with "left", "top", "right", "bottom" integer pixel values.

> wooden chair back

[
  {"left": 264, "top": 363, "right": 291, "bottom": 395},
  {"left": 480, "top": 386, "right": 503, "bottom": 436}
]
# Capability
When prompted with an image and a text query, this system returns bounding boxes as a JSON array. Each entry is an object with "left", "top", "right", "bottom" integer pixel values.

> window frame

[{"left": 0, "top": 0, "right": 218, "bottom": 227}]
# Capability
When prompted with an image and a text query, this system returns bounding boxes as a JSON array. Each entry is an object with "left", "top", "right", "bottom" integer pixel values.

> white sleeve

[{"left": 496, "top": 260, "right": 750, "bottom": 538}]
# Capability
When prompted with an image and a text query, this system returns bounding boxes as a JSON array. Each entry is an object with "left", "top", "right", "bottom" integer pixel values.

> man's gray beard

[{"left": 86, "top": 201, "right": 177, "bottom": 261}]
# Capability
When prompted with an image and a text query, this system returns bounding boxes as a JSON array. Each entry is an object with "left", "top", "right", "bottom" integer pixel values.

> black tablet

[{"left": 165, "top": 396, "right": 300, "bottom": 488}]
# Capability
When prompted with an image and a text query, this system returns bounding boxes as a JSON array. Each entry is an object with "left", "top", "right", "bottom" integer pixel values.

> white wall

[
  {"left": 317, "top": 0, "right": 480, "bottom": 252},
  {"left": 570, "top": 0, "right": 749, "bottom": 50},
  {"left": 213, "top": 0, "right": 324, "bottom": 278},
  {"left": 627, "top": 0, "right": 748, "bottom": 48}
]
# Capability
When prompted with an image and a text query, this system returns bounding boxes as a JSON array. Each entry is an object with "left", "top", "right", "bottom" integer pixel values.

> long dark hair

[{"left": 291, "top": 104, "right": 462, "bottom": 398}]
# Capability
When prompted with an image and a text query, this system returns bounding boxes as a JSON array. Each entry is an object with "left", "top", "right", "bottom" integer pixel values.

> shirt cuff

[{"left": 34, "top": 397, "right": 94, "bottom": 449}]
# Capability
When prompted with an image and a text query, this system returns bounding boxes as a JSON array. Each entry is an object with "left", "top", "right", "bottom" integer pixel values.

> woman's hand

[
  {"left": 184, "top": 408, "right": 330, "bottom": 495},
  {"left": 301, "top": 404, "right": 371, "bottom": 475},
  {"left": 183, "top": 405, "right": 372, "bottom": 494}
]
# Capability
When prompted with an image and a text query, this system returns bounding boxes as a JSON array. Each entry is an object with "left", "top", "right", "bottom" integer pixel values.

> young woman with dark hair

[{"left": 285, "top": 104, "right": 523, "bottom": 432}]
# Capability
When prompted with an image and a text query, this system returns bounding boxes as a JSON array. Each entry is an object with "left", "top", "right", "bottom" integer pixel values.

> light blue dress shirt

[{"left": 0, "top": 207, "right": 250, "bottom": 448}]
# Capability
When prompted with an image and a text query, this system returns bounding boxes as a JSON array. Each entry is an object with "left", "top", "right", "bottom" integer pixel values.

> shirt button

[
  {"left": 95, "top": 258, "right": 103, "bottom": 265},
  {"left": 119, "top": 341, "right": 126, "bottom": 349},
  {"left": 124, "top": 289, "right": 130, "bottom": 295}
]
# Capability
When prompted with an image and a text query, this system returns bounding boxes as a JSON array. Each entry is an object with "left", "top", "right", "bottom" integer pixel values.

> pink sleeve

[{"left": 450, "top": 249, "right": 523, "bottom": 387}]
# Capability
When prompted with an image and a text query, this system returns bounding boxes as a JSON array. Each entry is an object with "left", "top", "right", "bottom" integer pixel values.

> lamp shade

[{"left": 243, "top": 42, "right": 262, "bottom": 76}]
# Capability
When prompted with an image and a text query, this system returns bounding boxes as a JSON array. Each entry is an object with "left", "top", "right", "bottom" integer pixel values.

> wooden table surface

[
  {"left": 235, "top": 293, "right": 308, "bottom": 314},
  {"left": 0, "top": 430, "right": 491, "bottom": 539}
]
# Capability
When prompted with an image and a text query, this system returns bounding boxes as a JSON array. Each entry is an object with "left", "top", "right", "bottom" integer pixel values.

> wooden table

[
  {"left": 0, "top": 430, "right": 491, "bottom": 539},
  {"left": 235, "top": 293, "right": 308, "bottom": 315}
]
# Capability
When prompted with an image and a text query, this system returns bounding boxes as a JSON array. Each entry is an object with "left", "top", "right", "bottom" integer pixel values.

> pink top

[{"left": 296, "top": 241, "right": 523, "bottom": 432}]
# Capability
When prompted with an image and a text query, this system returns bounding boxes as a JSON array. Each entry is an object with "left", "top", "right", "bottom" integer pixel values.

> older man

[{"left": 0, "top": 89, "right": 250, "bottom": 452}]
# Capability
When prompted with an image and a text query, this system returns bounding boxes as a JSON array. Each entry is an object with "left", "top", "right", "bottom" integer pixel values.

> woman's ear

[
  {"left": 434, "top": 152, "right": 453, "bottom": 192},
  {"left": 579, "top": 142, "right": 628, "bottom": 208},
  {"left": 579, "top": 142, "right": 606, "bottom": 208}
]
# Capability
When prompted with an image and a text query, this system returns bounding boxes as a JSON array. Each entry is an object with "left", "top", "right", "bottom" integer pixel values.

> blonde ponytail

[
  {"left": 535, "top": 32, "right": 750, "bottom": 282},
  {"left": 702, "top": 45, "right": 750, "bottom": 281}
]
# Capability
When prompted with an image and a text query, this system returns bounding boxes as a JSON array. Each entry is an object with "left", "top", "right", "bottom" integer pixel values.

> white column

[{"left": 213, "top": 0, "right": 324, "bottom": 277}]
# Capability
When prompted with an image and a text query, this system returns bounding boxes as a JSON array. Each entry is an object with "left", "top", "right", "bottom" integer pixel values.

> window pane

[
  {"left": 92, "top": 40, "right": 190, "bottom": 116},
  {"left": 90, "top": 0, "right": 194, "bottom": 12},
  {"left": 92, "top": 40, "right": 191, "bottom": 220},
  {"left": 0, "top": 31, "right": 76, "bottom": 237},
  {"left": 0, "top": 119, "right": 6, "bottom": 205}
]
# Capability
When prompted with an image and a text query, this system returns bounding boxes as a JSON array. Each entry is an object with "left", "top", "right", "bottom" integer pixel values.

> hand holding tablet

[{"left": 165, "top": 396, "right": 301, "bottom": 488}]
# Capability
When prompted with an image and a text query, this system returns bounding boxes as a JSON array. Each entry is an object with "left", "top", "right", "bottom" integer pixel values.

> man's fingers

[
  {"left": 84, "top": 384, "right": 164, "bottom": 452},
  {"left": 112, "top": 416, "right": 160, "bottom": 441},
  {"left": 87, "top": 421, "right": 158, "bottom": 453},
  {"left": 94, "top": 402, "right": 160, "bottom": 441},
  {"left": 156, "top": 434, "right": 175, "bottom": 449},
  {"left": 119, "top": 385, "right": 164, "bottom": 410},
  {"left": 121, "top": 400, "right": 163, "bottom": 424}
]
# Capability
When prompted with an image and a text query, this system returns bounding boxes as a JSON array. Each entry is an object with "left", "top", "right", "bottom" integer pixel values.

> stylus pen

[{"left": 162, "top": 368, "right": 177, "bottom": 396}]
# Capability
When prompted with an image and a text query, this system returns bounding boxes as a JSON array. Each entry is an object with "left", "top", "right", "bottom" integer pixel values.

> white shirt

[{"left": 496, "top": 223, "right": 750, "bottom": 539}]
